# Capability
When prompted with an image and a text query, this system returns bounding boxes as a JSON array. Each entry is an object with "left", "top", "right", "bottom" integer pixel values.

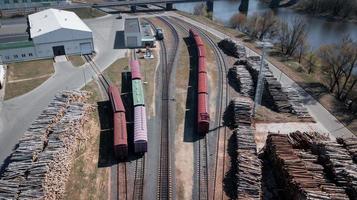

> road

[
  {"left": 167, "top": 12, "right": 355, "bottom": 139},
  {"left": 0, "top": 14, "right": 127, "bottom": 167}
]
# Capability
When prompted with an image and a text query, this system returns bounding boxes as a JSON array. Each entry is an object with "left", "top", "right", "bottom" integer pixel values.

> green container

[{"left": 132, "top": 79, "right": 145, "bottom": 106}]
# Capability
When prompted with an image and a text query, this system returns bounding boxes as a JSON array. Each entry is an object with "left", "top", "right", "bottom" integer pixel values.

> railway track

[
  {"left": 167, "top": 17, "right": 230, "bottom": 200},
  {"left": 145, "top": 16, "right": 180, "bottom": 200},
  {"left": 117, "top": 163, "right": 127, "bottom": 200},
  {"left": 83, "top": 54, "right": 111, "bottom": 91}
]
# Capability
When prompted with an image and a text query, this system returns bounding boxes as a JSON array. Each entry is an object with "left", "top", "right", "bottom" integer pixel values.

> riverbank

[{"left": 176, "top": 11, "right": 357, "bottom": 135}]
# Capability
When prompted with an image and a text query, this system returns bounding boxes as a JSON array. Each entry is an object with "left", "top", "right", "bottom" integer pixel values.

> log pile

[
  {"left": 0, "top": 90, "right": 91, "bottom": 200},
  {"left": 224, "top": 97, "right": 253, "bottom": 129},
  {"left": 337, "top": 137, "right": 357, "bottom": 164},
  {"left": 288, "top": 131, "right": 357, "bottom": 199},
  {"left": 245, "top": 56, "right": 292, "bottom": 113},
  {"left": 218, "top": 39, "right": 240, "bottom": 58},
  {"left": 235, "top": 126, "right": 262, "bottom": 200},
  {"left": 229, "top": 65, "right": 254, "bottom": 98},
  {"left": 282, "top": 86, "right": 312, "bottom": 120},
  {"left": 265, "top": 133, "right": 349, "bottom": 200}
]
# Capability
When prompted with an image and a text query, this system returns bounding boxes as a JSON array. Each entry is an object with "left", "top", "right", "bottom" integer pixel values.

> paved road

[
  {"left": 168, "top": 12, "right": 355, "bottom": 139},
  {"left": 0, "top": 14, "right": 127, "bottom": 167}
]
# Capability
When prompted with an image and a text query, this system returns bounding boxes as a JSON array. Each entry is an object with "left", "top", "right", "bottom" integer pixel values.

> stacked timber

[
  {"left": 337, "top": 137, "right": 357, "bottom": 164},
  {"left": 224, "top": 97, "right": 252, "bottom": 129},
  {"left": 218, "top": 39, "right": 239, "bottom": 58},
  {"left": 282, "top": 87, "right": 312, "bottom": 120},
  {"left": 265, "top": 133, "right": 349, "bottom": 200},
  {"left": 229, "top": 65, "right": 254, "bottom": 98},
  {"left": 288, "top": 131, "right": 357, "bottom": 199},
  {"left": 235, "top": 126, "right": 262, "bottom": 199},
  {"left": 245, "top": 56, "right": 292, "bottom": 113},
  {"left": 0, "top": 90, "right": 91, "bottom": 200}
]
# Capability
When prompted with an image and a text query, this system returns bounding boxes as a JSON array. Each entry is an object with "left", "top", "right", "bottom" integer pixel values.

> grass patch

[
  {"left": 6, "top": 59, "right": 54, "bottom": 81},
  {"left": 4, "top": 59, "right": 54, "bottom": 100},
  {"left": 65, "top": 8, "right": 106, "bottom": 19},
  {"left": 5, "top": 76, "right": 50, "bottom": 100},
  {"left": 103, "top": 57, "right": 130, "bottom": 87},
  {"left": 68, "top": 55, "right": 86, "bottom": 67}
]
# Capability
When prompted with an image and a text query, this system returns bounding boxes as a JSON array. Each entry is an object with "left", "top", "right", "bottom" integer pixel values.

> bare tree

[
  {"left": 277, "top": 17, "right": 307, "bottom": 57},
  {"left": 193, "top": 3, "right": 207, "bottom": 16},
  {"left": 243, "top": 11, "right": 279, "bottom": 41},
  {"left": 305, "top": 52, "right": 316, "bottom": 74},
  {"left": 319, "top": 36, "right": 357, "bottom": 99},
  {"left": 229, "top": 13, "right": 246, "bottom": 31}
]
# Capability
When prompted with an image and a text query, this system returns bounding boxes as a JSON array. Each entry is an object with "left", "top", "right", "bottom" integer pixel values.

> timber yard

[{"left": 0, "top": 0, "right": 357, "bottom": 200}]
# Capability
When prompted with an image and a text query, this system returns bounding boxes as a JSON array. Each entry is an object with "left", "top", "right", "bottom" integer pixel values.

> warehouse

[
  {"left": 0, "top": 8, "right": 94, "bottom": 63},
  {"left": 124, "top": 18, "right": 142, "bottom": 48}
]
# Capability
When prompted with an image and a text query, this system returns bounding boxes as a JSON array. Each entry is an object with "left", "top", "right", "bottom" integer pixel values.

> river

[{"left": 174, "top": 0, "right": 357, "bottom": 50}]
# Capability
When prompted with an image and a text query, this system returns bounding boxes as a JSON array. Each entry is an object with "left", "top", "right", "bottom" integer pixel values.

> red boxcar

[
  {"left": 189, "top": 29, "right": 199, "bottom": 38},
  {"left": 198, "top": 93, "right": 210, "bottom": 134},
  {"left": 108, "top": 85, "right": 125, "bottom": 113},
  {"left": 130, "top": 60, "right": 142, "bottom": 80},
  {"left": 198, "top": 57, "right": 207, "bottom": 73},
  {"left": 194, "top": 35, "right": 204, "bottom": 47},
  {"left": 198, "top": 72, "right": 208, "bottom": 94},
  {"left": 197, "top": 46, "right": 206, "bottom": 58},
  {"left": 114, "top": 112, "right": 128, "bottom": 159}
]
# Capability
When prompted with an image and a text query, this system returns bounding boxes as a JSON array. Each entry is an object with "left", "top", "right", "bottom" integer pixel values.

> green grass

[
  {"left": 65, "top": 8, "right": 106, "bottom": 19},
  {"left": 68, "top": 55, "right": 86, "bottom": 67}
]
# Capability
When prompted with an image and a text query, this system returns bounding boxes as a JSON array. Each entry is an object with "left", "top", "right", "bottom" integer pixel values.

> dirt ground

[
  {"left": 68, "top": 55, "right": 86, "bottom": 67},
  {"left": 174, "top": 30, "right": 194, "bottom": 200}
]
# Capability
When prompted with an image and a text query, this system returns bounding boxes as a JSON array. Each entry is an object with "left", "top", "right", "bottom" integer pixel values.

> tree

[
  {"left": 193, "top": 3, "right": 207, "bottom": 16},
  {"left": 277, "top": 17, "right": 307, "bottom": 57},
  {"left": 305, "top": 52, "right": 316, "bottom": 74},
  {"left": 319, "top": 36, "right": 357, "bottom": 99},
  {"left": 229, "top": 13, "right": 246, "bottom": 31},
  {"left": 243, "top": 11, "right": 279, "bottom": 41}
]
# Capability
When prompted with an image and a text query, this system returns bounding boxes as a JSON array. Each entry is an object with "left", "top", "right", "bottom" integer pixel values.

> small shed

[{"left": 124, "top": 18, "right": 142, "bottom": 48}]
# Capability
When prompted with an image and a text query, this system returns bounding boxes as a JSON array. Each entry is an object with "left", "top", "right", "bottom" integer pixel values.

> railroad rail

[
  {"left": 167, "top": 16, "right": 230, "bottom": 200},
  {"left": 117, "top": 163, "right": 127, "bottom": 200},
  {"left": 145, "top": 16, "right": 180, "bottom": 199},
  {"left": 83, "top": 54, "right": 111, "bottom": 91}
]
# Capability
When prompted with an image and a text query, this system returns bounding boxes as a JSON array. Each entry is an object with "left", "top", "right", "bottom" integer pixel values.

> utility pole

[{"left": 253, "top": 41, "right": 267, "bottom": 116}]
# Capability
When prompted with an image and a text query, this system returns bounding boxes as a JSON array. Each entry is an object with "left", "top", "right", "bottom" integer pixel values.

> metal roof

[
  {"left": 125, "top": 18, "right": 140, "bottom": 34},
  {"left": 141, "top": 22, "right": 155, "bottom": 40},
  {"left": 132, "top": 79, "right": 145, "bottom": 106},
  {"left": 28, "top": 8, "right": 92, "bottom": 38}
]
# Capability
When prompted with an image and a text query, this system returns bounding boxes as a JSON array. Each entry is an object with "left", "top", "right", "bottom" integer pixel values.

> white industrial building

[{"left": 0, "top": 8, "right": 94, "bottom": 63}]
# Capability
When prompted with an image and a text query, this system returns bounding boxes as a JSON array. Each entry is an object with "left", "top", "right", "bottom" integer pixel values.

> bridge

[{"left": 0, "top": 0, "right": 216, "bottom": 12}]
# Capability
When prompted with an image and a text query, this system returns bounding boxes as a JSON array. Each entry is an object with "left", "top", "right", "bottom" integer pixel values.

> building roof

[
  {"left": 28, "top": 8, "right": 92, "bottom": 38},
  {"left": 141, "top": 22, "right": 155, "bottom": 40},
  {"left": 0, "top": 40, "right": 34, "bottom": 50},
  {"left": 125, "top": 18, "right": 140, "bottom": 34}
]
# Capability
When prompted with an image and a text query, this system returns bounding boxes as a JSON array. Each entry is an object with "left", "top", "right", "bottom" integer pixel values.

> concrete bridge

[{"left": 91, "top": 0, "right": 216, "bottom": 12}]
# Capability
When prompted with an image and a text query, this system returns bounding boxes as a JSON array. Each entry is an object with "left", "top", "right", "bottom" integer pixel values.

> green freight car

[{"left": 132, "top": 79, "right": 145, "bottom": 106}]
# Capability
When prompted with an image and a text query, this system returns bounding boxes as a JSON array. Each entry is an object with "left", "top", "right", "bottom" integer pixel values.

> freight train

[
  {"left": 108, "top": 85, "right": 128, "bottom": 159},
  {"left": 130, "top": 60, "right": 148, "bottom": 153},
  {"left": 189, "top": 29, "right": 210, "bottom": 134}
]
